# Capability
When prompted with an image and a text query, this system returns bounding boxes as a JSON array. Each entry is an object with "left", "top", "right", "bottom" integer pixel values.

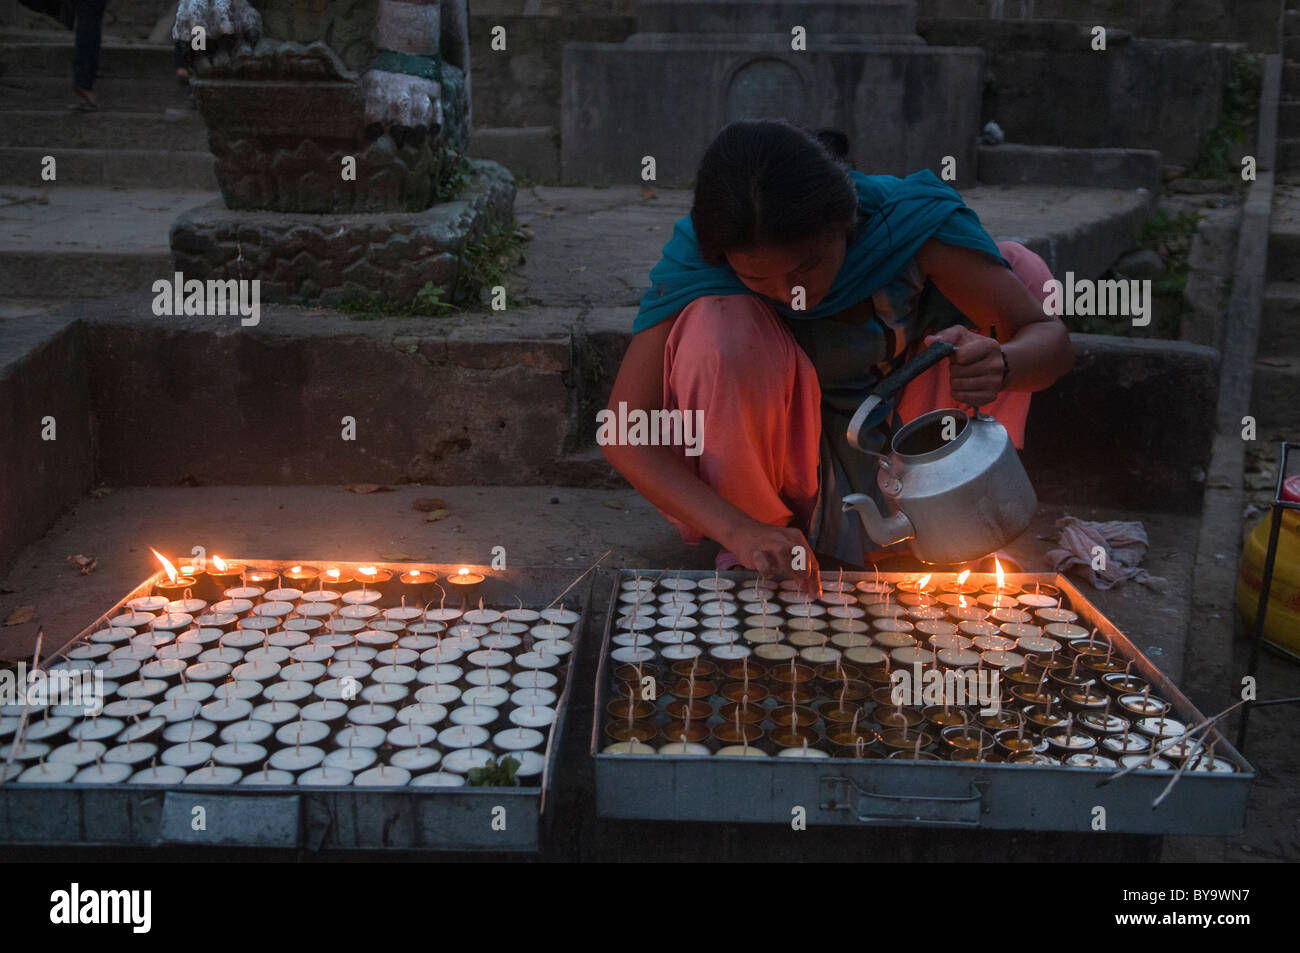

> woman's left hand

[{"left": 924, "top": 326, "right": 1003, "bottom": 408}]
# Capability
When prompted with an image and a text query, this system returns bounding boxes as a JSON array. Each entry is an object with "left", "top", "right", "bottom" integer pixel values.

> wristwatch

[{"left": 999, "top": 346, "right": 1010, "bottom": 388}]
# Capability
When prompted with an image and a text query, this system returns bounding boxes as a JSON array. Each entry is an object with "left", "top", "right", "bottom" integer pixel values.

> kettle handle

[
  {"left": 847, "top": 340, "right": 956, "bottom": 451},
  {"left": 873, "top": 340, "right": 956, "bottom": 401}
]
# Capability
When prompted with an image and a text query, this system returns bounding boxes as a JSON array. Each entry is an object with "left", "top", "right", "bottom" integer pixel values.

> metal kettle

[{"left": 841, "top": 341, "right": 1037, "bottom": 565}]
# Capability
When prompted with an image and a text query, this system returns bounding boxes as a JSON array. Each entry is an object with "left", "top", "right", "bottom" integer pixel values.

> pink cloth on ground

[
  {"left": 894, "top": 241, "right": 1057, "bottom": 449},
  {"left": 660, "top": 293, "right": 822, "bottom": 545}
]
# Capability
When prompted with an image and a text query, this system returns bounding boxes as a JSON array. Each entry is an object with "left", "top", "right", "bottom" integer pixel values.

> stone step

[
  {"left": 0, "top": 247, "right": 172, "bottom": 297},
  {"left": 1278, "top": 137, "right": 1300, "bottom": 171},
  {"left": 469, "top": 126, "right": 559, "bottom": 185},
  {"left": 0, "top": 145, "right": 216, "bottom": 188},
  {"left": 977, "top": 144, "right": 1160, "bottom": 190},
  {"left": 1250, "top": 361, "right": 1300, "bottom": 432},
  {"left": 0, "top": 108, "right": 206, "bottom": 150},
  {"left": 1279, "top": 101, "right": 1300, "bottom": 136},
  {"left": 1285, "top": 63, "right": 1300, "bottom": 98},
  {"left": 0, "top": 38, "right": 179, "bottom": 77},
  {"left": 1262, "top": 282, "right": 1300, "bottom": 354},
  {"left": 0, "top": 75, "right": 193, "bottom": 111}
]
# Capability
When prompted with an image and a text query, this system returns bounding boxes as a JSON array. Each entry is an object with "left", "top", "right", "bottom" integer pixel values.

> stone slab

[
  {"left": 977, "top": 144, "right": 1161, "bottom": 190},
  {"left": 168, "top": 158, "right": 517, "bottom": 304},
  {"left": 561, "top": 43, "right": 985, "bottom": 186},
  {"left": 0, "top": 312, "right": 94, "bottom": 577}
]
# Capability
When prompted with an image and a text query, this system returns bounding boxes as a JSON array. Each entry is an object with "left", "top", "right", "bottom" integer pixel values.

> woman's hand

[
  {"left": 924, "top": 325, "right": 1003, "bottom": 408},
  {"left": 724, "top": 519, "right": 821, "bottom": 596}
]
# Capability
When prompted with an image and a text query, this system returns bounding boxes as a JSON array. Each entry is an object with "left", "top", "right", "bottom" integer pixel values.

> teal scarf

[{"left": 633, "top": 169, "right": 1007, "bottom": 333}]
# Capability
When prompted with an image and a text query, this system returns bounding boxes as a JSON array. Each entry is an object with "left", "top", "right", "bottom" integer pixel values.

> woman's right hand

[{"left": 724, "top": 519, "right": 821, "bottom": 596}]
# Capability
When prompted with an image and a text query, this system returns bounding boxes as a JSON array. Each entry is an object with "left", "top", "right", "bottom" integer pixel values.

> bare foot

[{"left": 73, "top": 86, "right": 97, "bottom": 108}]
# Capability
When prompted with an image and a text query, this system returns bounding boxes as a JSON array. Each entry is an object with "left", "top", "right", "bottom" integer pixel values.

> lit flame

[
  {"left": 916, "top": 573, "right": 932, "bottom": 590},
  {"left": 958, "top": 594, "right": 967, "bottom": 609},
  {"left": 151, "top": 548, "right": 179, "bottom": 583},
  {"left": 180, "top": 565, "right": 195, "bottom": 575},
  {"left": 458, "top": 567, "right": 469, "bottom": 577},
  {"left": 291, "top": 565, "right": 302, "bottom": 573},
  {"left": 957, "top": 569, "right": 970, "bottom": 586},
  {"left": 327, "top": 568, "right": 340, "bottom": 579},
  {"left": 409, "top": 570, "right": 421, "bottom": 578},
  {"left": 995, "top": 557, "right": 1005, "bottom": 591},
  {"left": 212, "top": 555, "right": 228, "bottom": 571}
]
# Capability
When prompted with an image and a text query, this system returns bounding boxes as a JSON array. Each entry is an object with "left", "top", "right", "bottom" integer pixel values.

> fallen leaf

[
  {"left": 640, "top": 185, "right": 657, "bottom": 200},
  {"left": 89, "top": 487, "right": 113, "bottom": 497},
  {"left": 1257, "top": 358, "right": 1291, "bottom": 367},
  {"left": 411, "top": 497, "right": 448, "bottom": 512},
  {"left": 346, "top": 483, "right": 392, "bottom": 494},
  {"left": 424, "top": 508, "right": 452, "bottom": 522},
  {"left": 379, "top": 551, "right": 419, "bottom": 562},
  {"left": 4, "top": 606, "right": 35, "bottom": 626},
  {"left": 66, "top": 554, "right": 98, "bottom": 575},
  {"left": 601, "top": 498, "right": 624, "bottom": 510}
]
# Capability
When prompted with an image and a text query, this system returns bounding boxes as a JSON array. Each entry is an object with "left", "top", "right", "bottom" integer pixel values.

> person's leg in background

[
  {"left": 72, "top": 0, "right": 108, "bottom": 108},
  {"left": 658, "top": 294, "right": 823, "bottom": 569}
]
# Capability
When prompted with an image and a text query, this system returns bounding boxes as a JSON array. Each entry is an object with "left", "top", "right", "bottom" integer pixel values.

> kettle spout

[{"left": 842, "top": 493, "right": 915, "bottom": 548}]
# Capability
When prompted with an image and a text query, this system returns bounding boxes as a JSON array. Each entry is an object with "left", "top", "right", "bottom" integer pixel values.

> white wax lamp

[
  {"left": 131, "top": 764, "right": 187, "bottom": 785},
  {"left": 149, "top": 698, "right": 201, "bottom": 724},
  {"left": 250, "top": 701, "right": 302, "bottom": 726},
  {"left": 296, "top": 766, "right": 353, "bottom": 786},
  {"left": 262, "top": 680, "right": 313, "bottom": 703},
  {"left": 347, "top": 702, "right": 398, "bottom": 726},
  {"left": 161, "top": 720, "right": 217, "bottom": 743},
  {"left": 437, "top": 724, "right": 490, "bottom": 749},
  {"left": 508, "top": 705, "right": 555, "bottom": 729},
  {"left": 324, "top": 746, "right": 378, "bottom": 772},
  {"left": 335, "top": 725, "right": 386, "bottom": 748},
  {"left": 160, "top": 741, "right": 215, "bottom": 768},
  {"left": 354, "top": 764, "right": 412, "bottom": 787},
  {"left": 392, "top": 747, "right": 441, "bottom": 772},
  {"left": 397, "top": 702, "right": 447, "bottom": 727},
  {"left": 274, "top": 720, "right": 330, "bottom": 746},
  {"left": 220, "top": 720, "right": 274, "bottom": 744},
  {"left": 386, "top": 724, "right": 437, "bottom": 748},
  {"left": 75, "top": 761, "right": 134, "bottom": 784},
  {"left": 410, "top": 771, "right": 465, "bottom": 787},
  {"left": 270, "top": 745, "right": 326, "bottom": 772},
  {"left": 48, "top": 740, "right": 107, "bottom": 766},
  {"left": 510, "top": 670, "right": 558, "bottom": 690},
  {"left": 103, "top": 699, "right": 153, "bottom": 719},
  {"left": 240, "top": 767, "right": 295, "bottom": 785},
  {"left": 213, "top": 742, "right": 267, "bottom": 768},
  {"left": 462, "top": 685, "right": 509, "bottom": 707},
  {"left": 440, "top": 748, "right": 494, "bottom": 773},
  {"left": 493, "top": 726, "right": 544, "bottom": 751},
  {"left": 360, "top": 683, "right": 409, "bottom": 706}
]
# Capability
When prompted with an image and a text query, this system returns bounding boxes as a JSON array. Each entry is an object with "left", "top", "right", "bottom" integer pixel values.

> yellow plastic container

[{"left": 1236, "top": 475, "right": 1300, "bottom": 660}]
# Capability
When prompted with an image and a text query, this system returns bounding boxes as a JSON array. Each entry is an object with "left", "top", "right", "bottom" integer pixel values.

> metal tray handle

[{"left": 821, "top": 776, "right": 987, "bottom": 827}]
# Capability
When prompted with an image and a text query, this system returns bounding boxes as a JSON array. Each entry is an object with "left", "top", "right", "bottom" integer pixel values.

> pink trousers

[{"left": 660, "top": 241, "right": 1057, "bottom": 547}]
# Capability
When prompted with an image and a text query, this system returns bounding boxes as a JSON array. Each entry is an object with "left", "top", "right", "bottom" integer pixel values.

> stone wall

[
  {"left": 918, "top": 19, "right": 1232, "bottom": 166},
  {"left": 562, "top": 42, "right": 986, "bottom": 186},
  {"left": 0, "top": 316, "right": 94, "bottom": 578},
  {"left": 468, "top": 11, "right": 636, "bottom": 129},
  {"left": 915, "top": 0, "right": 1284, "bottom": 50}
]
